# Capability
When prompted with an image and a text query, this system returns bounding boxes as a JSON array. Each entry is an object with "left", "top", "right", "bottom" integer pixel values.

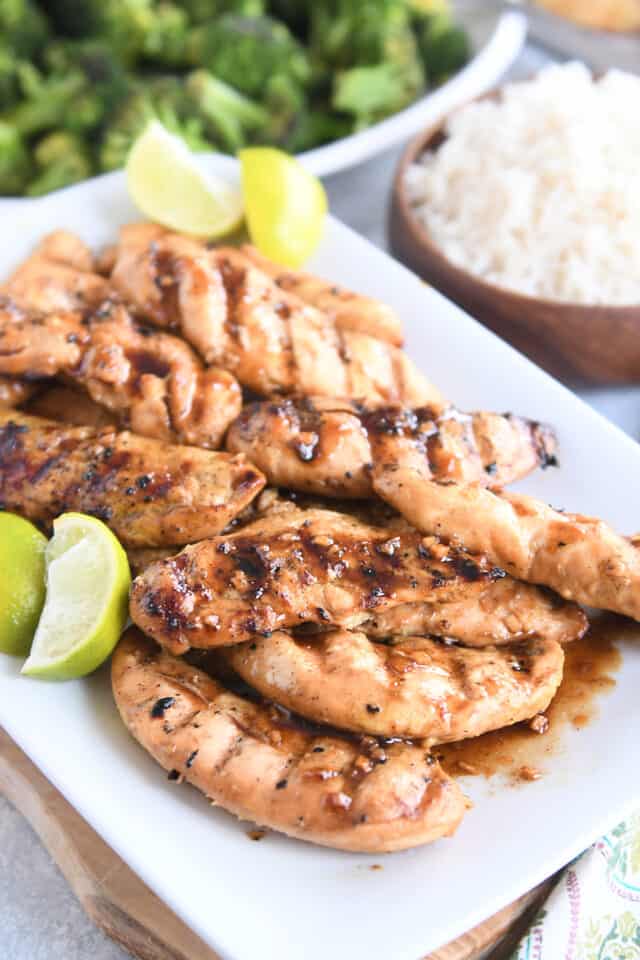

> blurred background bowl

[{"left": 388, "top": 114, "right": 640, "bottom": 385}]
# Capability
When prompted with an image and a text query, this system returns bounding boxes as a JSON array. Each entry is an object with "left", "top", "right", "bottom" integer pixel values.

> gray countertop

[{"left": 3, "top": 36, "right": 640, "bottom": 960}]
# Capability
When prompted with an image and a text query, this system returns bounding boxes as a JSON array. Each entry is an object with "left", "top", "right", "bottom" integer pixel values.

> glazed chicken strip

[
  {"left": 110, "top": 225, "right": 440, "bottom": 406},
  {"left": 0, "top": 412, "right": 264, "bottom": 548},
  {"left": 361, "top": 580, "right": 587, "bottom": 646},
  {"left": 372, "top": 459, "right": 640, "bottom": 621},
  {"left": 241, "top": 245, "right": 404, "bottom": 346},
  {"left": 226, "top": 397, "right": 557, "bottom": 497},
  {"left": 112, "top": 629, "right": 467, "bottom": 852},
  {"left": 226, "top": 631, "right": 564, "bottom": 741},
  {"left": 130, "top": 506, "right": 585, "bottom": 655},
  {"left": 0, "top": 298, "right": 241, "bottom": 448},
  {"left": 4, "top": 230, "right": 110, "bottom": 314}
]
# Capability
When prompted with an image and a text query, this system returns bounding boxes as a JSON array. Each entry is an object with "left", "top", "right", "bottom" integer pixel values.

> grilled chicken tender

[
  {"left": 0, "top": 298, "right": 241, "bottom": 448},
  {"left": 4, "top": 231, "right": 110, "bottom": 314},
  {"left": 226, "top": 397, "right": 558, "bottom": 498},
  {"left": 226, "top": 631, "right": 564, "bottom": 740},
  {"left": 372, "top": 459, "right": 640, "bottom": 621},
  {"left": 241, "top": 244, "right": 404, "bottom": 346},
  {"left": 361, "top": 578, "right": 587, "bottom": 647},
  {"left": 0, "top": 412, "right": 264, "bottom": 547},
  {"left": 129, "top": 506, "right": 582, "bottom": 655},
  {"left": 110, "top": 225, "right": 440, "bottom": 406},
  {"left": 112, "top": 628, "right": 467, "bottom": 852}
]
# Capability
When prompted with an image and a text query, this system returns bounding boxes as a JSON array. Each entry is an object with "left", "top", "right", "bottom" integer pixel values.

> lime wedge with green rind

[
  {"left": 126, "top": 121, "right": 243, "bottom": 238},
  {"left": 0, "top": 512, "right": 47, "bottom": 657},
  {"left": 22, "top": 513, "right": 131, "bottom": 681},
  {"left": 239, "top": 147, "right": 327, "bottom": 268}
]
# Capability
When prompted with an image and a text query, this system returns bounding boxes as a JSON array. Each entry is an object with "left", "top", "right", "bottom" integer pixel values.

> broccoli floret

[
  {"left": 181, "top": 0, "right": 265, "bottom": 22},
  {"left": 185, "top": 69, "right": 268, "bottom": 152},
  {"left": 0, "top": 0, "right": 49, "bottom": 59},
  {"left": 414, "top": 13, "right": 470, "bottom": 83},
  {"left": 283, "top": 107, "right": 352, "bottom": 152},
  {"left": 310, "top": 0, "right": 425, "bottom": 122},
  {"left": 3, "top": 70, "right": 83, "bottom": 137},
  {"left": 333, "top": 62, "right": 420, "bottom": 128},
  {"left": 2, "top": 67, "right": 106, "bottom": 137},
  {"left": 0, "top": 48, "right": 26, "bottom": 111},
  {"left": 26, "top": 130, "right": 93, "bottom": 197},
  {"left": 0, "top": 121, "right": 32, "bottom": 195},
  {"left": 46, "top": 0, "right": 154, "bottom": 65},
  {"left": 261, "top": 72, "right": 306, "bottom": 144},
  {"left": 43, "top": 40, "right": 130, "bottom": 107},
  {"left": 311, "top": 0, "right": 414, "bottom": 69},
  {"left": 98, "top": 86, "right": 215, "bottom": 172},
  {"left": 97, "top": 89, "right": 154, "bottom": 171},
  {"left": 186, "top": 14, "right": 310, "bottom": 98},
  {"left": 141, "top": 3, "right": 190, "bottom": 66},
  {"left": 3, "top": 41, "right": 131, "bottom": 139}
]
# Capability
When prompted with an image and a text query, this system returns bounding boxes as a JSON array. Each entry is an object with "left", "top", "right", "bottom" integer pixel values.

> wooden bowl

[{"left": 388, "top": 116, "right": 640, "bottom": 384}]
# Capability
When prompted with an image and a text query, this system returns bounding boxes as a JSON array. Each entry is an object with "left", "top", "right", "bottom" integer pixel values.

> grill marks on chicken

[
  {"left": 360, "top": 578, "right": 587, "bottom": 647},
  {"left": 0, "top": 412, "right": 264, "bottom": 547},
  {"left": 372, "top": 460, "right": 640, "bottom": 621},
  {"left": 110, "top": 226, "right": 440, "bottom": 406},
  {"left": 112, "top": 629, "right": 467, "bottom": 852},
  {"left": 226, "top": 631, "right": 564, "bottom": 741},
  {"left": 128, "top": 506, "right": 585, "bottom": 655},
  {"left": 226, "top": 397, "right": 558, "bottom": 498},
  {"left": 241, "top": 244, "right": 404, "bottom": 346},
  {"left": 0, "top": 298, "right": 241, "bottom": 448}
]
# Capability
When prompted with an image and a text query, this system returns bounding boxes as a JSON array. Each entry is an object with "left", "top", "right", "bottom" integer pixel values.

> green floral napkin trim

[{"left": 511, "top": 813, "right": 640, "bottom": 960}]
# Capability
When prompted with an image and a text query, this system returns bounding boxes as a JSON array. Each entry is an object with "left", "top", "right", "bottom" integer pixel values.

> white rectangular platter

[{"left": 1, "top": 168, "right": 640, "bottom": 960}]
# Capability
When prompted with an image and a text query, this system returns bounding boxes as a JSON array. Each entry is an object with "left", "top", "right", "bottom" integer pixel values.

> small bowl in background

[{"left": 388, "top": 118, "right": 640, "bottom": 385}]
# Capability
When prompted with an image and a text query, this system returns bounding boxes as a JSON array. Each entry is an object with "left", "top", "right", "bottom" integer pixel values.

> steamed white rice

[{"left": 405, "top": 63, "right": 640, "bottom": 305}]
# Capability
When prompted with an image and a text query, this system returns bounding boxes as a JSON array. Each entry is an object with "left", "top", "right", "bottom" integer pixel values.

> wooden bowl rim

[{"left": 393, "top": 85, "right": 640, "bottom": 316}]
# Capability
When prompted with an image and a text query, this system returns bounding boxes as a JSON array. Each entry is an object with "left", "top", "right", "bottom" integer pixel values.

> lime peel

[
  {"left": 0, "top": 513, "right": 46, "bottom": 657},
  {"left": 240, "top": 147, "right": 327, "bottom": 268},
  {"left": 126, "top": 121, "right": 243, "bottom": 238},
  {"left": 22, "top": 513, "right": 131, "bottom": 681}
]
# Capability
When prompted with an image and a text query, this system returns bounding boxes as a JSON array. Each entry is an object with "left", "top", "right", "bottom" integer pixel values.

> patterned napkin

[{"left": 511, "top": 813, "right": 640, "bottom": 959}]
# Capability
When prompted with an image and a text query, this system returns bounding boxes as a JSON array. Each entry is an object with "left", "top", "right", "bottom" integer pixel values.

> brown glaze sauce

[{"left": 438, "top": 613, "right": 625, "bottom": 783}]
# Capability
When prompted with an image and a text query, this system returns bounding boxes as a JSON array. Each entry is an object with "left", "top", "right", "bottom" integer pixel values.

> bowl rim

[{"left": 393, "top": 78, "right": 640, "bottom": 315}]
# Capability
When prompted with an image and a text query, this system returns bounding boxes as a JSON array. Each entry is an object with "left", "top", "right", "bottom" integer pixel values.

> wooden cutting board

[{"left": 0, "top": 726, "right": 556, "bottom": 960}]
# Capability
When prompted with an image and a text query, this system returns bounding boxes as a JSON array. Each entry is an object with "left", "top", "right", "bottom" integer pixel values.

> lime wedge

[
  {"left": 22, "top": 513, "right": 131, "bottom": 681},
  {"left": 126, "top": 120, "right": 243, "bottom": 238},
  {"left": 0, "top": 513, "right": 46, "bottom": 657},
  {"left": 240, "top": 147, "right": 327, "bottom": 268}
]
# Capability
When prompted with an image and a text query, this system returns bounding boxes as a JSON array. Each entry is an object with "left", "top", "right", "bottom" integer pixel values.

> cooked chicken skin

[
  {"left": 110, "top": 225, "right": 440, "bottom": 406},
  {"left": 0, "top": 376, "right": 39, "bottom": 408},
  {"left": 0, "top": 298, "right": 241, "bottom": 448},
  {"left": 373, "top": 461, "right": 640, "bottom": 621},
  {"left": 128, "top": 506, "right": 569, "bottom": 655},
  {"left": 0, "top": 412, "right": 264, "bottom": 547},
  {"left": 241, "top": 245, "right": 404, "bottom": 346},
  {"left": 226, "top": 397, "right": 558, "bottom": 498},
  {"left": 4, "top": 231, "right": 110, "bottom": 314},
  {"left": 226, "top": 631, "right": 564, "bottom": 740},
  {"left": 112, "top": 628, "right": 467, "bottom": 852}
]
